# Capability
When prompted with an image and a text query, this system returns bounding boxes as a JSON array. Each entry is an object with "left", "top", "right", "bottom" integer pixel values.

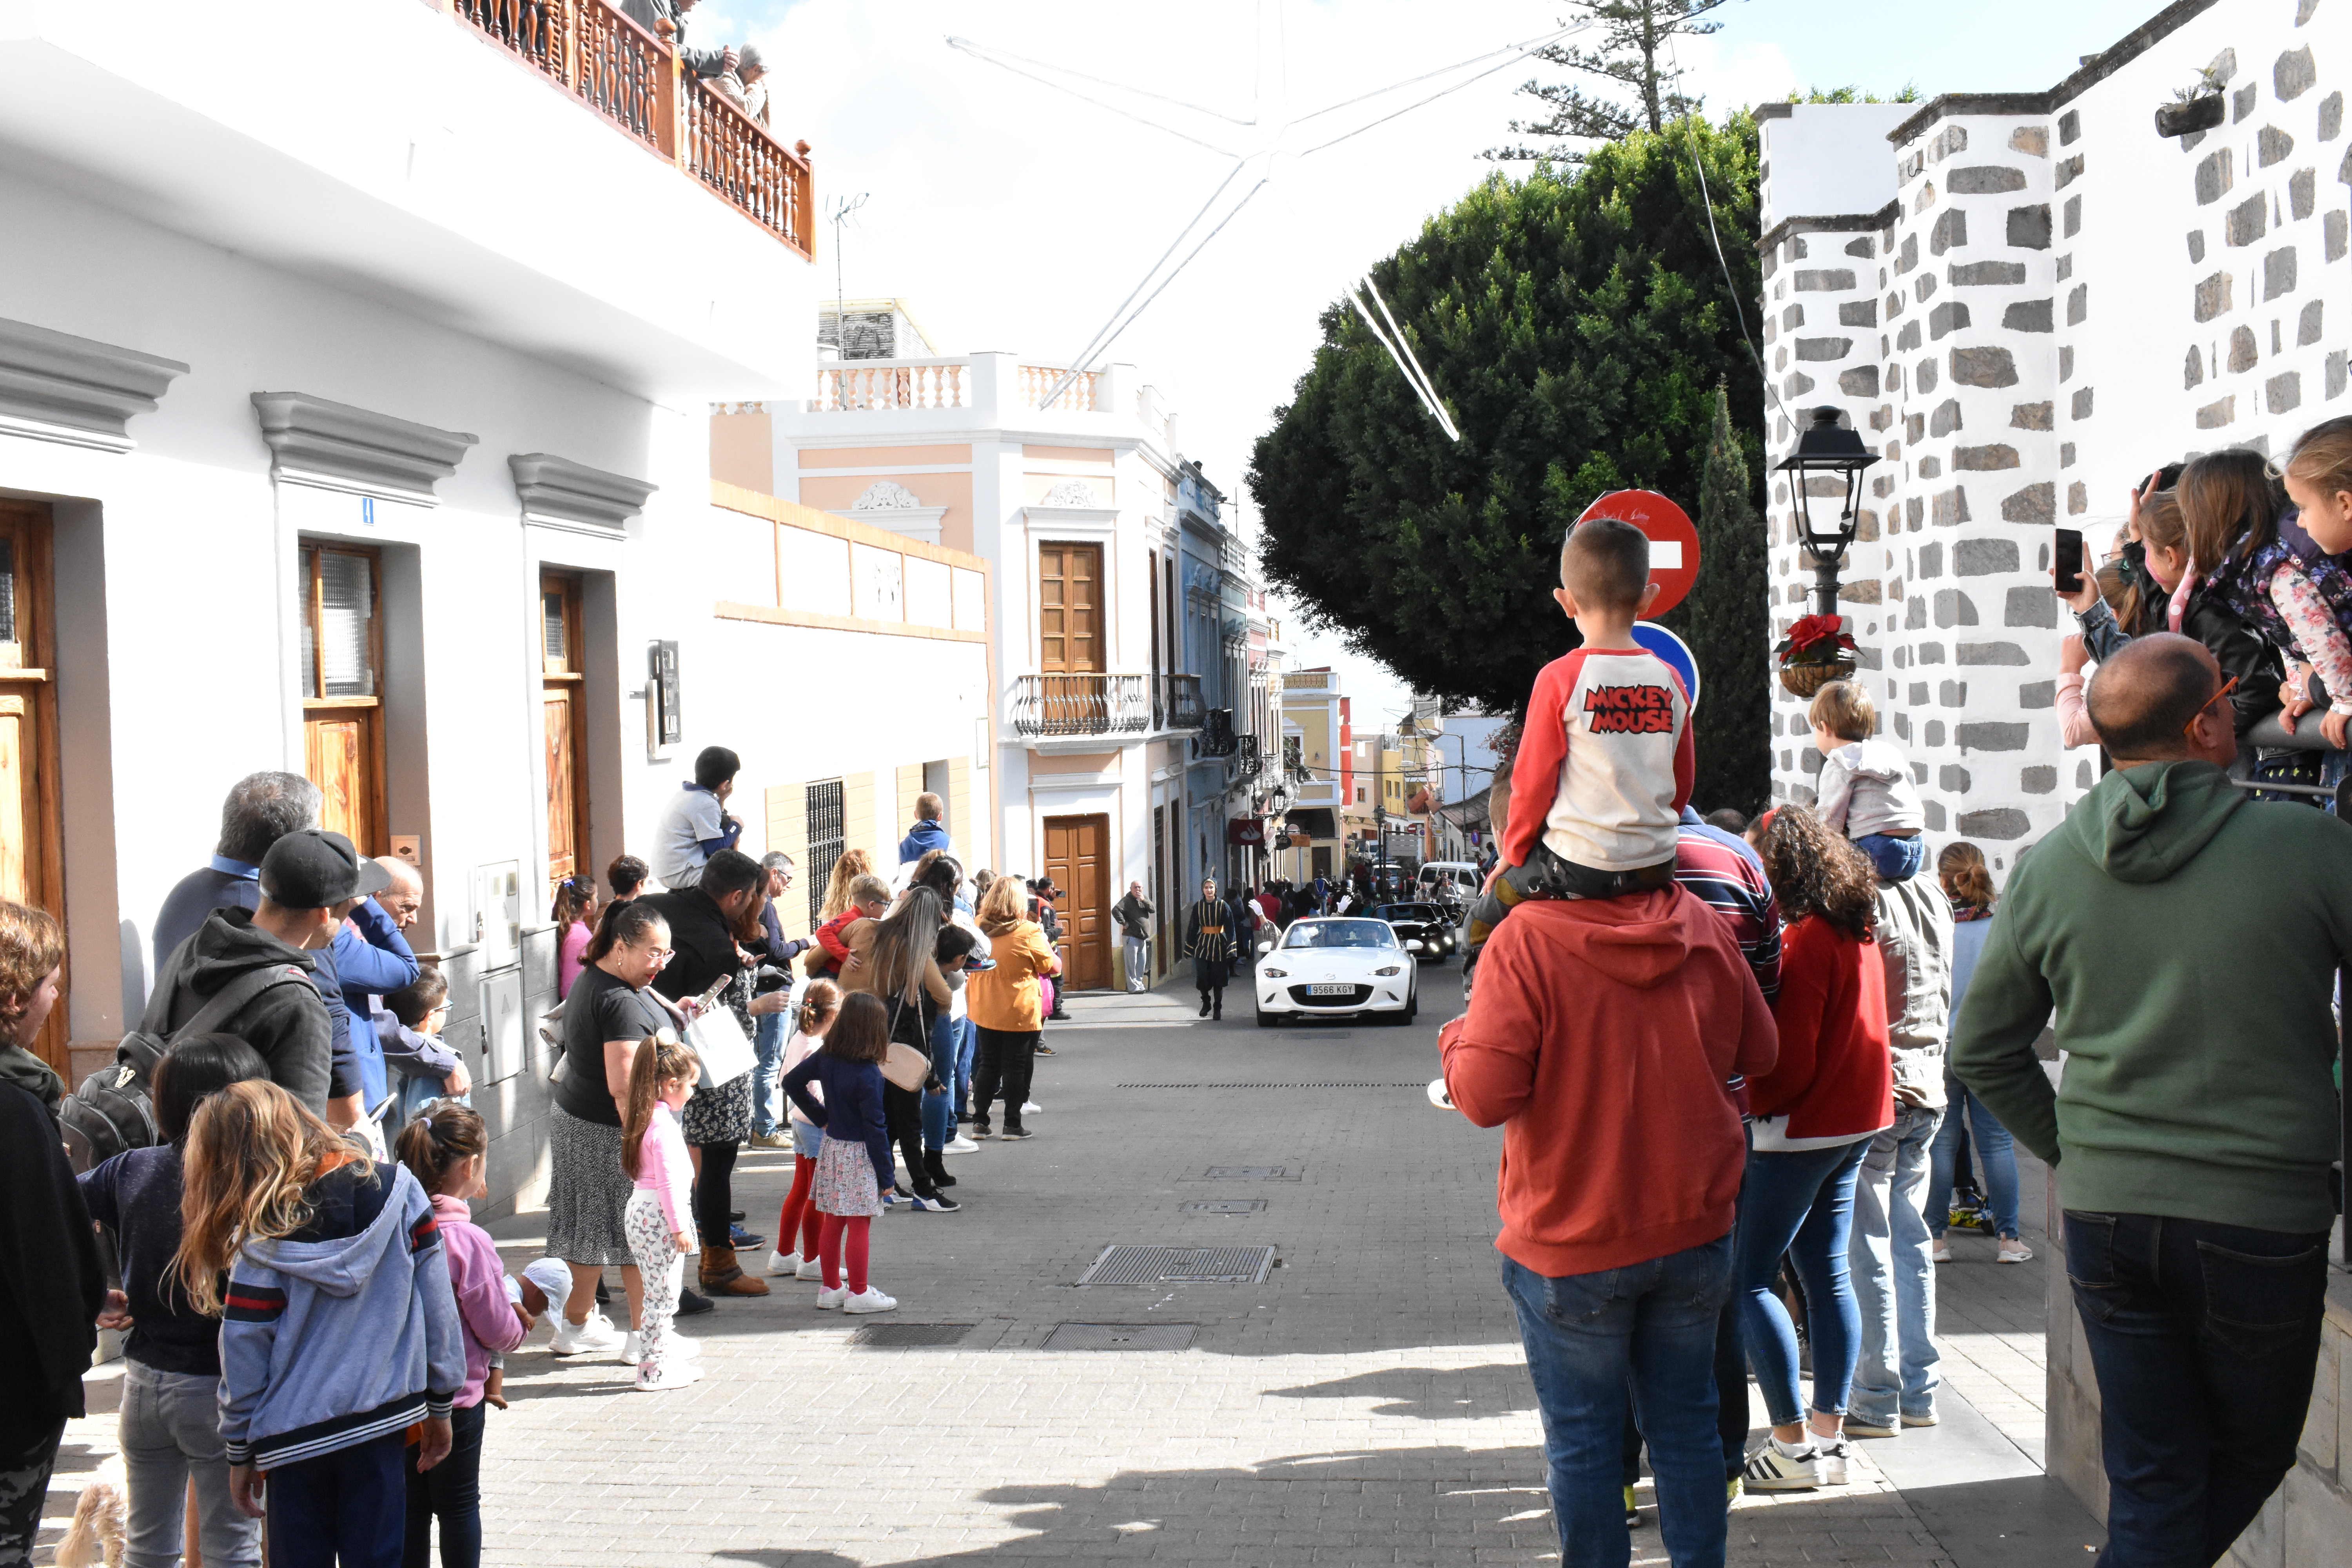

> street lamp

[{"left": 1775, "top": 406, "right": 1882, "bottom": 618}]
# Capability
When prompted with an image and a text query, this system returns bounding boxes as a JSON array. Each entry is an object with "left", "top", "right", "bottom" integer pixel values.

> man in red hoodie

[{"left": 1442, "top": 883, "right": 1776, "bottom": 1568}]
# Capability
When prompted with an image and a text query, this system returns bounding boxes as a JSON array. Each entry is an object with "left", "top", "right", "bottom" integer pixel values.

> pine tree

[
  {"left": 1487, "top": 0, "right": 1733, "bottom": 161},
  {"left": 1684, "top": 384, "right": 1770, "bottom": 814}
]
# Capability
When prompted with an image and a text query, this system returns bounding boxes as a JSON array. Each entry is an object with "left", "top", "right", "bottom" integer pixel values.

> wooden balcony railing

[
  {"left": 1013, "top": 675, "right": 1151, "bottom": 739},
  {"left": 442, "top": 0, "right": 813, "bottom": 259}
]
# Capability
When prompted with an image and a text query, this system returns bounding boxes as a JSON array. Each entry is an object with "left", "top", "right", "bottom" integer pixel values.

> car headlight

[
  {"left": 1262, "top": 967, "right": 1288, "bottom": 978},
  {"left": 1374, "top": 964, "right": 1403, "bottom": 976}
]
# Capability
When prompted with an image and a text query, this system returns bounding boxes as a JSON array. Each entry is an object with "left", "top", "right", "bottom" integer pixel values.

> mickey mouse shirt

[{"left": 1501, "top": 646, "right": 1694, "bottom": 874}]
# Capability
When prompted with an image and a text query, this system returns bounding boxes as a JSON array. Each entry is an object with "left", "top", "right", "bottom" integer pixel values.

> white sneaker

[
  {"left": 1997, "top": 1239, "right": 2034, "bottom": 1264},
  {"left": 550, "top": 1312, "right": 626, "bottom": 1357},
  {"left": 766, "top": 1249, "right": 804, "bottom": 1276},
  {"left": 633, "top": 1361, "right": 702, "bottom": 1392},
  {"left": 1816, "top": 1434, "right": 1853, "bottom": 1486},
  {"left": 1931, "top": 1240, "right": 1952, "bottom": 1263},
  {"left": 623, "top": 1330, "right": 700, "bottom": 1364},
  {"left": 1741, "top": 1441, "right": 1820, "bottom": 1492},
  {"left": 843, "top": 1287, "right": 898, "bottom": 1314},
  {"left": 1021, "top": 1101, "right": 1042, "bottom": 1114},
  {"left": 814, "top": 1283, "right": 850, "bottom": 1309},
  {"left": 795, "top": 1256, "right": 823, "bottom": 1281},
  {"left": 945, "top": 1135, "right": 979, "bottom": 1154}
]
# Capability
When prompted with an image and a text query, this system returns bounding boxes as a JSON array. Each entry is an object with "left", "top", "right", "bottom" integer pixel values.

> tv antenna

[{"left": 826, "top": 192, "right": 870, "bottom": 356}]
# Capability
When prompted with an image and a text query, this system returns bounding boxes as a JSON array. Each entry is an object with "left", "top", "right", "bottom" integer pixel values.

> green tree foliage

[
  {"left": 1488, "top": 0, "right": 1732, "bottom": 161},
  {"left": 1249, "top": 114, "right": 1768, "bottom": 804},
  {"left": 1688, "top": 385, "right": 1770, "bottom": 813}
]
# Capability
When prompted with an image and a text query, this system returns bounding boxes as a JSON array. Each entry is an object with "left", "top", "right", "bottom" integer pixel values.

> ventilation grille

[
  {"left": 1183, "top": 1165, "right": 1303, "bottom": 1183},
  {"left": 1077, "top": 1245, "right": 1276, "bottom": 1285},
  {"left": 1044, "top": 1322, "right": 1196, "bottom": 1351},
  {"left": 848, "top": 1322, "right": 973, "bottom": 1348},
  {"left": 1180, "top": 1200, "right": 1267, "bottom": 1214}
]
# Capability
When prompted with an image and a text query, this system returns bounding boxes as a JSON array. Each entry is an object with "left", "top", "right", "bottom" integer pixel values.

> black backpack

[{"left": 58, "top": 962, "right": 313, "bottom": 1173}]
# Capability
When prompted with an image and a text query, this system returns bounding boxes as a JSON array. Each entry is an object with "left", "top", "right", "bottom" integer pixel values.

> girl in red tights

[
  {"left": 782, "top": 992, "right": 898, "bottom": 1313},
  {"left": 766, "top": 981, "right": 839, "bottom": 1279}
]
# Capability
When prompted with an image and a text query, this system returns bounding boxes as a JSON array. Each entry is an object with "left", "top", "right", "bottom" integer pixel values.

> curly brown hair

[{"left": 1759, "top": 806, "right": 1878, "bottom": 940}]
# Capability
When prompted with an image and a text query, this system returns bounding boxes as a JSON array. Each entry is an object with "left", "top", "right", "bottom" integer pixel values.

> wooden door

[
  {"left": 1042, "top": 813, "right": 1111, "bottom": 991},
  {"left": 0, "top": 503, "right": 65, "bottom": 1074},
  {"left": 299, "top": 543, "right": 385, "bottom": 854},
  {"left": 540, "top": 574, "right": 589, "bottom": 902},
  {"left": 1038, "top": 543, "right": 1103, "bottom": 724}
]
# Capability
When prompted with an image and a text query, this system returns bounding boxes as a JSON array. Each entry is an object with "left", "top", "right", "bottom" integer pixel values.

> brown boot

[{"left": 700, "top": 1245, "right": 769, "bottom": 1296}]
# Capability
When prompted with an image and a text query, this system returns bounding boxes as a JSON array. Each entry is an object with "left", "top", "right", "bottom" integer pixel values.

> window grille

[{"left": 804, "top": 778, "right": 844, "bottom": 927}]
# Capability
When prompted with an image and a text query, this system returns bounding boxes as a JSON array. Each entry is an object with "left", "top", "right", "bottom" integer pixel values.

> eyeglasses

[{"left": 2186, "top": 674, "right": 2238, "bottom": 737}]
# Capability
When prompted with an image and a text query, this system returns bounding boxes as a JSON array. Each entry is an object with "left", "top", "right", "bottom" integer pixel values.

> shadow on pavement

[
  {"left": 1262, "top": 1362, "right": 1539, "bottom": 1419},
  {"left": 1898, "top": 1474, "right": 2105, "bottom": 1565}
]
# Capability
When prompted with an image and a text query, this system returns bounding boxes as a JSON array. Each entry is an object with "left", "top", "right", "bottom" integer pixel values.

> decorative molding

[
  {"left": 831, "top": 505, "right": 947, "bottom": 546},
  {"left": 1020, "top": 505, "right": 1119, "bottom": 535},
  {"left": 0, "top": 316, "right": 188, "bottom": 454},
  {"left": 508, "top": 453, "right": 658, "bottom": 536},
  {"left": 851, "top": 479, "right": 924, "bottom": 510},
  {"left": 251, "top": 392, "right": 477, "bottom": 505},
  {"left": 1040, "top": 478, "right": 1100, "bottom": 508}
]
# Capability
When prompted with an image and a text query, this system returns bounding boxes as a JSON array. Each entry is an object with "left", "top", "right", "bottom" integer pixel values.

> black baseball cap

[{"left": 261, "top": 829, "right": 395, "bottom": 909}]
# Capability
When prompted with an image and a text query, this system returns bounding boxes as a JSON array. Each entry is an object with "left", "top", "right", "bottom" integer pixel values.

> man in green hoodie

[{"left": 1951, "top": 634, "right": 2347, "bottom": 1568}]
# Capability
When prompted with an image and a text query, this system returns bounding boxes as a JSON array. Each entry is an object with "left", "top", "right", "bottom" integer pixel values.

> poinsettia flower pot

[
  {"left": 1779, "top": 656, "right": 1857, "bottom": 699},
  {"left": 2155, "top": 95, "right": 2225, "bottom": 138}
]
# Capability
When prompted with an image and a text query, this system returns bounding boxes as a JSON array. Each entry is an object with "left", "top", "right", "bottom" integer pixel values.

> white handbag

[{"left": 689, "top": 1004, "right": 757, "bottom": 1089}]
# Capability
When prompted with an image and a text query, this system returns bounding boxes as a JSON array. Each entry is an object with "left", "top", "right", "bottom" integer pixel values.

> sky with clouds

[{"left": 693, "top": 0, "right": 2177, "bottom": 722}]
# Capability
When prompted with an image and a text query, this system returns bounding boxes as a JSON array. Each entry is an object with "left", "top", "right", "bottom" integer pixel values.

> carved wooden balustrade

[{"left": 440, "top": 0, "right": 813, "bottom": 258}]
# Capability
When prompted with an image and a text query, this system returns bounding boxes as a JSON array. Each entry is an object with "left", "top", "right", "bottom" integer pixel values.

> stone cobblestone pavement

[{"left": 36, "top": 963, "right": 2075, "bottom": 1566}]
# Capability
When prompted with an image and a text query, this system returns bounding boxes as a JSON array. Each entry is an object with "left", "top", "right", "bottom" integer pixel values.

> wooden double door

[
  {"left": 541, "top": 573, "right": 590, "bottom": 902},
  {"left": 1041, "top": 812, "right": 1111, "bottom": 992},
  {"left": 0, "top": 504, "right": 65, "bottom": 1073}
]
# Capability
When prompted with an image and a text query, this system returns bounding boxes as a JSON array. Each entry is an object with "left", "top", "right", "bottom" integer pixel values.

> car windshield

[
  {"left": 1280, "top": 919, "right": 1398, "bottom": 951},
  {"left": 1372, "top": 904, "right": 1442, "bottom": 923}
]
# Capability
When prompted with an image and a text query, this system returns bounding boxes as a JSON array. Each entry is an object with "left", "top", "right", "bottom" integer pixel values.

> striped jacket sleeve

[{"left": 216, "top": 1259, "right": 288, "bottom": 1465}]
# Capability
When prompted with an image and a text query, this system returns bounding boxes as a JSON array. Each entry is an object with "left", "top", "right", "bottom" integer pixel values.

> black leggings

[
  {"left": 404, "top": 1398, "right": 485, "bottom": 1568},
  {"left": 692, "top": 1139, "right": 737, "bottom": 1249},
  {"left": 883, "top": 1081, "right": 933, "bottom": 1195}
]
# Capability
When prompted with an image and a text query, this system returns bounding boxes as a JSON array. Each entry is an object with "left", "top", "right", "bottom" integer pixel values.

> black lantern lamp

[{"left": 1775, "top": 407, "right": 1882, "bottom": 618}]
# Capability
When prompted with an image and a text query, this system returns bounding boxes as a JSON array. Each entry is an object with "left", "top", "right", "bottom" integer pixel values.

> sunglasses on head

[{"left": 2187, "top": 674, "right": 2238, "bottom": 737}]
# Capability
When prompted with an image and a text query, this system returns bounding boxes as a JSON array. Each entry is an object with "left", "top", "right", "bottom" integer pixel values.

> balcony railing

[
  {"left": 446, "top": 0, "right": 813, "bottom": 258},
  {"left": 813, "top": 358, "right": 973, "bottom": 412},
  {"left": 1155, "top": 673, "right": 1204, "bottom": 733},
  {"left": 1013, "top": 675, "right": 1150, "bottom": 739}
]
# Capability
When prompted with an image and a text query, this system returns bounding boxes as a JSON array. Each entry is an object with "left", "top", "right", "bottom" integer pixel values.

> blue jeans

[
  {"left": 953, "top": 1017, "right": 977, "bottom": 1115},
  {"left": 750, "top": 1009, "right": 788, "bottom": 1137},
  {"left": 2064, "top": 1212, "right": 2330, "bottom": 1568},
  {"left": 1926, "top": 1078, "right": 2020, "bottom": 1239},
  {"left": 1502, "top": 1240, "right": 1733, "bottom": 1568},
  {"left": 267, "top": 1430, "right": 407, "bottom": 1568},
  {"left": 1854, "top": 833, "right": 1925, "bottom": 882},
  {"left": 1849, "top": 1105, "right": 1944, "bottom": 1425},
  {"left": 923, "top": 1013, "right": 960, "bottom": 1149},
  {"left": 1734, "top": 1138, "right": 1869, "bottom": 1426}
]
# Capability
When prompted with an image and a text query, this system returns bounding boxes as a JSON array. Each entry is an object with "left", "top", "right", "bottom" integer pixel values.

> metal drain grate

[
  {"left": 1044, "top": 1322, "right": 1196, "bottom": 1351},
  {"left": 1119, "top": 1081, "right": 1417, "bottom": 1089},
  {"left": 1078, "top": 1245, "right": 1277, "bottom": 1285},
  {"left": 848, "top": 1322, "right": 973, "bottom": 1348},
  {"left": 1180, "top": 1200, "right": 1267, "bottom": 1214},
  {"left": 1184, "top": 1165, "right": 1303, "bottom": 1182}
]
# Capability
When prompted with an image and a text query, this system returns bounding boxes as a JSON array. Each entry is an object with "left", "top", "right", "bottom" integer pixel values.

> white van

[{"left": 1417, "top": 862, "right": 1483, "bottom": 903}]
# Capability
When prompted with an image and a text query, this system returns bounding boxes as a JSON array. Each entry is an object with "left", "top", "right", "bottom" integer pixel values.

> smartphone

[{"left": 2054, "top": 528, "right": 2086, "bottom": 595}]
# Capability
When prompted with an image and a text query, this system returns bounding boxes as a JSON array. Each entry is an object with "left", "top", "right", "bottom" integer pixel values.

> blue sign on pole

[{"left": 1631, "top": 621, "right": 1700, "bottom": 711}]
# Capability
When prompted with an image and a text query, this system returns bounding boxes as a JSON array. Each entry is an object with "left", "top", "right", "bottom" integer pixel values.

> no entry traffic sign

[{"left": 1576, "top": 490, "right": 1701, "bottom": 618}]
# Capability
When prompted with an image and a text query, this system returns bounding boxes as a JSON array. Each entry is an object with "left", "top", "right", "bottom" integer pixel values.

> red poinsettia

[{"left": 1775, "top": 614, "right": 1857, "bottom": 666}]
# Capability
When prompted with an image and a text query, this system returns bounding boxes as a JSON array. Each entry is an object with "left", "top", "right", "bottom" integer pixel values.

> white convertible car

[{"left": 1252, "top": 916, "right": 1420, "bottom": 1027}]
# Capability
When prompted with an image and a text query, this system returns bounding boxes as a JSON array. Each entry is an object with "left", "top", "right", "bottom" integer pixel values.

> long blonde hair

[
  {"left": 975, "top": 875, "right": 1027, "bottom": 936},
  {"left": 174, "top": 1080, "right": 372, "bottom": 1315},
  {"left": 818, "top": 849, "right": 875, "bottom": 921},
  {"left": 620, "top": 1033, "right": 699, "bottom": 1180},
  {"left": 865, "top": 887, "right": 942, "bottom": 1006}
]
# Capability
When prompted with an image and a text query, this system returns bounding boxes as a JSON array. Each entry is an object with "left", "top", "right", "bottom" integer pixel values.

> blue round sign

[{"left": 1631, "top": 622, "right": 1700, "bottom": 710}]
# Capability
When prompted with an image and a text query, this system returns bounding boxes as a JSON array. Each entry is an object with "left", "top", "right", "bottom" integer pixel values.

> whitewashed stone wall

[{"left": 1762, "top": 0, "right": 2350, "bottom": 888}]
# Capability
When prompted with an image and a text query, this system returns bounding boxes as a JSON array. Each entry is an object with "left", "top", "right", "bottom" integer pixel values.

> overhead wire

[{"left": 944, "top": 37, "right": 1239, "bottom": 155}]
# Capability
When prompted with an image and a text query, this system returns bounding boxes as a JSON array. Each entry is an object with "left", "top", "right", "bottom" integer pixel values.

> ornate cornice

[
  {"left": 508, "top": 453, "right": 658, "bottom": 536},
  {"left": 0, "top": 317, "right": 187, "bottom": 453},
  {"left": 250, "top": 391, "right": 477, "bottom": 505}
]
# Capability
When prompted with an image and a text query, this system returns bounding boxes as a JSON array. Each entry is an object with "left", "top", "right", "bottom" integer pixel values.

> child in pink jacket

[{"left": 395, "top": 1102, "right": 529, "bottom": 1568}]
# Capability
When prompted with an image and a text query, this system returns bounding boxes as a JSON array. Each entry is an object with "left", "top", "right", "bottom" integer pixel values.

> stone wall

[{"left": 1760, "top": 0, "right": 2349, "bottom": 885}]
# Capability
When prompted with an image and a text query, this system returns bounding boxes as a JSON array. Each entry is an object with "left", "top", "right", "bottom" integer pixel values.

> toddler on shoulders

[{"left": 1807, "top": 680, "right": 1925, "bottom": 882}]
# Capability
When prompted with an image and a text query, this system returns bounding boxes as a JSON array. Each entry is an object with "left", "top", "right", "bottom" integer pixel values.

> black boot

[
  {"left": 924, "top": 1149, "right": 958, "bottom": 1188},
  {"left": 1212, "top": 993, "right": 1223, "bottom": 1020},
  {"left": 1199, "top": 995, "right": 1211, "bottom": 1017}
]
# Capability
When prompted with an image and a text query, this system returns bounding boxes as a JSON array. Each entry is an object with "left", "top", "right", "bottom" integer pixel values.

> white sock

[{"left": 1772, "top": 1434, "right": 1816, "bottom": 1459}]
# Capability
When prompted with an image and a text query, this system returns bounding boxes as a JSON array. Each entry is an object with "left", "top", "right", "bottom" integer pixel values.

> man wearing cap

[{"left": 145, "top": 829, "right": 391, "bottom": 1117}]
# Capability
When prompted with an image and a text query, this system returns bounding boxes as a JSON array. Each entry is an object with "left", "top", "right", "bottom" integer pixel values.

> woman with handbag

[
  {"left": 840, "top": 886, "right": 957, "bottom": 1211},
  {"left": 1180, "top": 877, "right": 1238, "bottom": 1020}
]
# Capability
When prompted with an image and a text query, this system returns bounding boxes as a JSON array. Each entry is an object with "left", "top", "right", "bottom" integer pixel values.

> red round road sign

[{"left": 1575, "top": 490, "right": 1701, "bottom": 617}]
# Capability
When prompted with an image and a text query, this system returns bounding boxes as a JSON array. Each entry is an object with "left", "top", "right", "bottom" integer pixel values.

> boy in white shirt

[
  {"left": 1808, "top": 681, "right": 1927, "bottom": 881},
  {"left": 651, "top": 746, "right": 743, "bottom": 889}
]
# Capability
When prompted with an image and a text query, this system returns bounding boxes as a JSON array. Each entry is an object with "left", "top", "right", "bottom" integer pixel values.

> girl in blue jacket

[
  {"left": 784, "top": 991, "right": 899, "bottom": 1314},
  {"left": 176, "top": 1079, "right": 465, "bottom": 1568}
]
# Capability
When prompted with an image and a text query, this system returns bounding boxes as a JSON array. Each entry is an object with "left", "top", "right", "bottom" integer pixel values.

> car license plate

[{"left": 1308, "top": 983, "right": 1353, "bottom": 995}]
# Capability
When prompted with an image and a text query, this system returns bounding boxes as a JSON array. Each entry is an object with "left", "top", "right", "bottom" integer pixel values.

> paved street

[{"left": 39, "top": 965, "right": 2100, "bottom": 1567}]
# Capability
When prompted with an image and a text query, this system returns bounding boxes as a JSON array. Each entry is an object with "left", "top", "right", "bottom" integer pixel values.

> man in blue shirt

[{"left": 331, "top": 855, "right": 423, "bottom": 1124}]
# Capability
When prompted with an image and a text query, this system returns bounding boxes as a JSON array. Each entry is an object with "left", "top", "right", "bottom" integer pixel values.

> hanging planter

[
  {"left": 2154, "top": 94, "right": 2225, "bottom": 138},
  {"left": 1775, "top": 613, "right": 1857, "bottom": 699}
]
